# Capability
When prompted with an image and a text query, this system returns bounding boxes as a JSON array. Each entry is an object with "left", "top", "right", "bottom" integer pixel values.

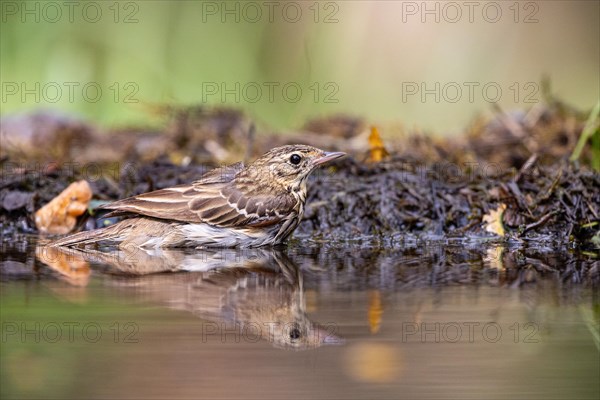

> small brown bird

[{"left": 51, "top": 145, "right": 345, "bottom": 249}]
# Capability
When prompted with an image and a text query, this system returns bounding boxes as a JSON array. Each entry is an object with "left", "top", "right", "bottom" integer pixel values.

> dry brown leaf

[
  {"left": 35, "top": 180, "right": 92, "bottom": 234},
  {"left": 367, "top": 126, "right": 389, "bottom": 162},
  {"left": 482, "top": 203, "right": 507, "bottom": 237}
]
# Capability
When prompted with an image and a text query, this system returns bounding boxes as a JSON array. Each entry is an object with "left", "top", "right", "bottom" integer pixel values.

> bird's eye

[
  {"left": 289, "top": 154, "right": 302, "bottom": 165},
  {"left": 289, "top": 328, "right": 301, "bottom": 340}
]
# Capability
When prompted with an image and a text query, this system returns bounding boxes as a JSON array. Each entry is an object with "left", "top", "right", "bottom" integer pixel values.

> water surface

[{"left": 1, "top": 236, "right": 598, "bottom": 399}]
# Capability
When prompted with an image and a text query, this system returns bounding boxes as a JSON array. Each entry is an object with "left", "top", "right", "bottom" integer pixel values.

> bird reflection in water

[{"left": 36, "top": 244, "right": 343, "bottom": 350}]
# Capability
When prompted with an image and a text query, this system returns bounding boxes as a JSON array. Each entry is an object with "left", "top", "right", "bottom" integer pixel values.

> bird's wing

[
  {"left": 187, "top": 181, "right": 297, "bottom": 227},
  {"left": 100, "top": 184, "right": 203, "bottom": 222},
  {"left": 101, "top": 162, "right": 297, "bottom": 228},
  {"left": 195, "top": 162, "right": 244, "bottom": 184}
]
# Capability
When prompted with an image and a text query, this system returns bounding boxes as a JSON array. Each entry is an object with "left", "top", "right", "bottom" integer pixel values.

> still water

[{"left": 1, "top": 236, "right": 598, "bottom": 399}]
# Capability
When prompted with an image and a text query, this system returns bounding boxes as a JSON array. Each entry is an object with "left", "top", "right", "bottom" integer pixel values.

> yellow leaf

[
  {"left": 368, "top": 126, "right": 389, "bottom": 162},
  {"left": 482, "top": 204, "right": 507, "bottom": 237}
]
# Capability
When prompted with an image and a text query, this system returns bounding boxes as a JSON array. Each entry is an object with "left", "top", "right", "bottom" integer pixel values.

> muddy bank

[
  {"left": 297, "top": 156, "right": 599, "bottom": 248},
  {"left": 1, "top": 100, "right": 599, "bottom": 249},
  {"left": 2, "top": 153, "right": 597, "bottom": 248}
]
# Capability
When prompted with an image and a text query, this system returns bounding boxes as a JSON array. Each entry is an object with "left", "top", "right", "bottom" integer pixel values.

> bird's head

[
  {"left": 268, "top": 320, "right": 345, "bottom": 350},
  {"left": 249, "top": 145, "right": 346, "bottom": 187}
]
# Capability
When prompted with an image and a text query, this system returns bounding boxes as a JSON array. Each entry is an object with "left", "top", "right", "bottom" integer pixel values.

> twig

[
  {"left": 538, "top": 167, "right": 563, "bottom": 203},
  {"left": 244, "top": 123, "right": 256, "bottom": 164},
  {"left": 523, "top": 104, "right": 546, "bottom": 129},
  {"left": 505, "top": 181, "right": 534, "bottom": 217},
  {"left": 448, "top": 218, "right": 480, "bottom": 236},
  {"left": 514, "top": 153, "right": 538, "bottom": 183},
  {"left": 492, "top": 103, "right": 538, "bottom": 154},
  {"left": 429, "top": 181, "right": 444, "bottom": 235},
  {"left": 520, "top": 210, "right": 560, "bottom": 235},
  {"left": 586, "top": 200, "right": 599, "bottom": 220}
]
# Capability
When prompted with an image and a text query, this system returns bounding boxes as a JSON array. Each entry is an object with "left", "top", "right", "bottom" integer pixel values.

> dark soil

[
  {"left": 1, "top": 101, "right": 599, "bottom": 251},
  {"left": 297, "top": 156, "right": 599, "bottom": 248}
]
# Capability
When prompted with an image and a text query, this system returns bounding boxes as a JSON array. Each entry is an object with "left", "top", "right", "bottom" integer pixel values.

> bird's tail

[{"left": 49, "top": 222, "right": 124, "bottom": 247}]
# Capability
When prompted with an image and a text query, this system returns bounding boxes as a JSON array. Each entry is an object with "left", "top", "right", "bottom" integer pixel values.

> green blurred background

[{"left": 1, "top": 0, "right": 599, "bottom": 133}]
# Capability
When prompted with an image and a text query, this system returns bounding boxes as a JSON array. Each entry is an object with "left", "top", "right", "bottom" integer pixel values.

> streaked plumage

[{"left": 50, "top": 145, "right": 345, "bottom": 248}]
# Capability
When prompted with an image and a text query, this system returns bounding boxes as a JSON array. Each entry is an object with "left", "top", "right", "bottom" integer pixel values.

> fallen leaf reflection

[
  {"left": 345, "top": 342, "right": 403, "bottom": 383},
  {"left": 35, "top": 245, "right": 90, "bottom": 287}
]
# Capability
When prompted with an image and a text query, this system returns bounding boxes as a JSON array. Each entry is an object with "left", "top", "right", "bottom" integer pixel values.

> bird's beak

[
  {"left": 315, "top": 327, "right": 346, "bottom": 346},
  {"left": 313, "top": 151, "right": 346, "bottom": 166}
]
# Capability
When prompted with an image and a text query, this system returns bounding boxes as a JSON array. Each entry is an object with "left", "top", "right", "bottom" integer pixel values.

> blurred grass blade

[
  {"left": 570, "top": 100, "right": 600, "bottom": 168},
  {"left": 578, "top": 305, "right": 600, "bottom": 352},
  {"left": 592, "top": 123, "right": 600, "bottom": 171}
]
